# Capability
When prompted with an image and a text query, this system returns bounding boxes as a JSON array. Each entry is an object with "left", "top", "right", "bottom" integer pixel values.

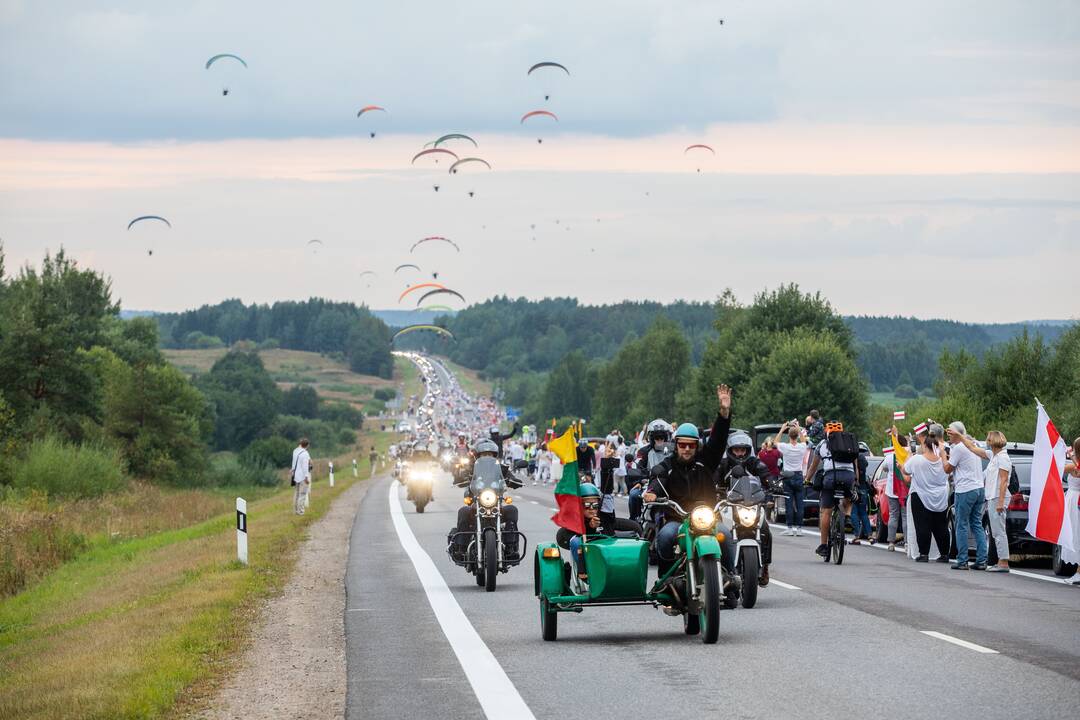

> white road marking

[
  {"left": 920, "top": 630, "right": 999, "bottom": 654},
  {"left": 769, "top": 579, "right": 802, "bottom": 590},
  {"left": 529, "top": 500, "right": 539, "bottom": 505},
  {"left": 1008, "top": 568, "right": 1078, "bottom": 585},
  {"left": 388, "top": 481, "right": 536, "bottom": 720}
]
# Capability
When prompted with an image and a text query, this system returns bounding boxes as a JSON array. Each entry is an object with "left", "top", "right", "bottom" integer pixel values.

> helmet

[
  {"left": 825, "top": 421, "right": 844, "bottom": 434},
  {"left": 489, "top": 425, "right": 500, "bottom": 434},
  {"left": 473, "top": 438, "right": 499, "bottom": 456},
  {"left": 578, "top": 438, "right": 588, "bottom": 449},
  {"left": 726, "top": 431, "right": 753, "bottom": 458},
  {"left": 579, "top": 482, "right": 601, "bottom": 499},
  {"left": 646, "top": 418, "right": 672, "bottom": 443},
  {"left": 674, "top": 423, "right": 700, "bottom": 443}
]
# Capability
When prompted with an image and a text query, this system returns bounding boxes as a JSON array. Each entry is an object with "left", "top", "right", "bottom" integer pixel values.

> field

[{"left": 437, "top": 357, "right": 493, "bottom": 398}]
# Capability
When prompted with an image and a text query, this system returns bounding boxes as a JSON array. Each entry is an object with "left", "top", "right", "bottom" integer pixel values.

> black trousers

[{"left": 910, "top": 492, "right": 949, "bottom": 557}]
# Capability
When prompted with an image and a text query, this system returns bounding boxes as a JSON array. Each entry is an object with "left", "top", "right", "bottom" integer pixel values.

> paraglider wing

[
  {"left": 418, "top": 304, "right": 455, "bottom": 312},
  {"left": 127, "top": 215, "right": 172, "bottom": 231},
  {"left": 357, "top": 270, "right": 377, "bottom": 279},
  {"left": 520, "top": 110, "right": 559, "bottom": 124},
  {"left": 416, "top": 288, "right": 465, "bottom": 306},
  {"left": 410, "top": 236, "right": 460, "bottom": 252},
  {"left": 684, "top": 144, "right": 716, "bottom": 154},
  {"left": 411, "top": 148, "right": 459, "bottom": 164},
  {"left": 447, "top": 157, "right": 491, "bottom": 174},
  {"left": 357, "top": 105, "right": 387, "bottom": 117},
  {"left": 307, "top": 239, "right": 324, "bottom": 246},
  {"left": 205, "top": 54, "right": 248, "bottom": 69},
  {"left": 398, "top": 282, "right": 446, "bottom": 303},
  {"left": 394, "top": 263, "right": 421, "bottom": 274},
  {"left": 391, "top": 325, "right": 455, "bottom": 343},
  {"left": 527, "top": 61, "right": 570, "bottom": 76},
  {"left": 434, "top": 133, "right": 478, "bottom": 148}
]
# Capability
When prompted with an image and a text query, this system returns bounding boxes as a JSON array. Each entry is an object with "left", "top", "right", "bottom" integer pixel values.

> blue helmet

[
  {"left": 674, "top": 423, "right": 700, "bottom": 443},
  {"left": 579, "top": 482, "right": 601, "bottom": 498}
]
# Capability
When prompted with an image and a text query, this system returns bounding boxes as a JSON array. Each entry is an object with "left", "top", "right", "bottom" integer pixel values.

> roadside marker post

[
  {"left": 352, "top": 458, "right": 358, "bottom": 477},
  {"left": 329, "top": 461, "right": 335, "bottom": 487},
  {"left": 236, "top": 497, "right": 248, "bottom": 566}
]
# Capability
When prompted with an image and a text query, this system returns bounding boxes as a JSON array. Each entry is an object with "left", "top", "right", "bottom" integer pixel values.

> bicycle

[{"left": 825, "top": 485, "right": 858, "bottom": 565}]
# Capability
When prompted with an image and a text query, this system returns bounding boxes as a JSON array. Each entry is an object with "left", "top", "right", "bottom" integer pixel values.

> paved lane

[{"left": 347, "top": 469, "right": 1080, "bottom": 720}]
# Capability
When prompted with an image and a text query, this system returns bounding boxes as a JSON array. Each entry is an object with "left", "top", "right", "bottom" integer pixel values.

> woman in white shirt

[
  {"left": 1063, "top": 437, "right": 1080, "bottom": 584},
  {"left": 902, "top": 425, "right": 950, "bottom": 563},
  {"left": 774, "top": 422, "right": 808, "bottom": 536},
  {"left": 954, "top": 430, "right": 1012, "bottom": 572}
]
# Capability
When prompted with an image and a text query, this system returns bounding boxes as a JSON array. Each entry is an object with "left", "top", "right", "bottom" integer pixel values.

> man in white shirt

[
  {"left": 291, "top": 438, "right": 312, "bottom": 516},
  {"left": 944, "top": 421, "right": 987, "bottom": 570}
]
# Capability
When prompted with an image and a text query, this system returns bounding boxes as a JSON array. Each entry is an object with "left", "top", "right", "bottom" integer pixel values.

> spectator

[
  {"left": 849, "top": 446, "right": 872, "bottom": 544},
  {"left": 1062, "top": 438, "right": 1080, "bottom": 585},
  {"left": 613, "top": 438, "right": 629, "bottom": 496},
  {"left": 774, "top": 422, "right": 807, "bottom": 536},
  {"left": 884, "top": 429, "right": 909, "bottom": 552},
  {"left": 902, "top": 424, "right": 950, "bottom": 562},
  {"left": 953, "top": 429, "right": 1011, "bottom": 572},
  {"left": 805, "top": 410, "right": 825, "bottom": 447},
  {"left": 945, "top": 421, "right": 988, "bottom": 570},
  {"left": 291, "top": 438, "right": 312, "bottom": 516},
  {"left": 758, "top": 438, "right": 782, "bottom": 486}
]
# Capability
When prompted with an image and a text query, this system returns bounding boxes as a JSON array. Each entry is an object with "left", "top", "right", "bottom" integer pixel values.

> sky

[{"left": 1, "top": 0, "right": 1078, "bottom": 322}]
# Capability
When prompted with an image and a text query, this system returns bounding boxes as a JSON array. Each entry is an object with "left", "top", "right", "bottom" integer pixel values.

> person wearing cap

[
  {"left": 945, "top": 421, "right": 988, "bottom": 570},
  {"left": 902, "top": 424, "right": 951, "bottom": 562}
]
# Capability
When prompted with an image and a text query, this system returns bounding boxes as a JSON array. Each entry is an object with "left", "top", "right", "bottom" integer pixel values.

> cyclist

[{"left": 803, "top": 421, "right": 858, "bottom": 559}]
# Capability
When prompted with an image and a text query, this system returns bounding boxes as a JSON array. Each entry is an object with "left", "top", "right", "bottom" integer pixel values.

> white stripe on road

[
  {"left": 388, "top": 481, "right": 536, "bottom": 720},
  {"left": 920, "top": 631, "right": 999, "bottom": 654},
  {"left": 1007, "top": 568, "right": 1079, "bottom": 585},
  {"left": 529, "top": 500, "right": 539, "bottom": 505},
  {"left": 769, "top": 579, "right": 802, "bottom": 591}
]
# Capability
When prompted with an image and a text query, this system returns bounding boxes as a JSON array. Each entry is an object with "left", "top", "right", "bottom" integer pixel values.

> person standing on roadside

[
  {"left": 885, "top": 428, "right": 910, "bottom": 552},
  {"left": 775, "top": 422, "right": 808, "bottom": 536},
  {"left": 945, "top": 421, "right": 988, "bottom": 570},
  {"left": 291, "top": 438, "right": 312, "bottom": 516},
  {"left": 953, "top": 429, "right": 1012, "bottom": 572},
  {"left": 902, "top": 424, "right": 950, "bottom": 562},
  {"left": 849, "top": 445, "right": 873, "bottom": 544},
  {"left": 368, "top": 446, "right": 378, "bottom": 475},
  {"left": 1060, "top": 438, "right": 1080, "bottom": 585}
]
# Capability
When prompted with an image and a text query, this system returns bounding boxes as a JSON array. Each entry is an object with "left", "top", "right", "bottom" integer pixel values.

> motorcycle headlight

[
  {"left": 737, "top": 506, "right": 759, "bottom": 528},
  {"left": 478, "top": 489, "right": 498, "bottom": 508},
  {"left": 689, "top": 506, "right": 717, "bottom": 534}
]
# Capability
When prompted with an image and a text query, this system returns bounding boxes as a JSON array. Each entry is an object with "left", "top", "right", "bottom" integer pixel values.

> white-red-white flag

[
  {"left": 893, "top": 411, "right": 906, "bottom": 421},
  {"left": 1026, "top": 403, "right": 1073, "bottom": 552}
]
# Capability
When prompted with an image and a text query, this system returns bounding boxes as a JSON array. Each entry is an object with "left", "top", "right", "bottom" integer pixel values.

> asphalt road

[{"left": 345, "top": 357, "right": 1080, "bottom": 719}]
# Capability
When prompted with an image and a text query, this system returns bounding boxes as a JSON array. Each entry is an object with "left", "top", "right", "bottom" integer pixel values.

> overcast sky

[{"left": 1, "top": 0, "right": 1078, "bottom": 321}]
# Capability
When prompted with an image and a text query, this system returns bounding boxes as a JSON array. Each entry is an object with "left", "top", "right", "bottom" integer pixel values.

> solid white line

[
  {"left": 529, "top": 500, "right": 539, "bottom": 505},
  {"left": 1008, "top": 568, "right": 1078, "bottom": 585},
  {"left": 920, "top": 630, "right": 999, "bottom": 654},
  {"left": 388, "top": 481, "right": 536, "bottom": 720},
  {"left": 770, "top": 579, "right": 802, "bottom": 591}
]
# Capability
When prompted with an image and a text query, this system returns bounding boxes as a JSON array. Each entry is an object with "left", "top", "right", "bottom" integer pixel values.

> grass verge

[{"left": 0, "top": 473, "right": 359, "bottom": 719}]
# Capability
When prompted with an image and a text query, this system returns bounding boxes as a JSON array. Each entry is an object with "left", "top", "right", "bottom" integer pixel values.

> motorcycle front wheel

[
  {"left": 484, "top": 528, "right": 498, "bottom": 592},
  {"left": 699, "top": 559, "right": 721, "bottom": 644},
  {"left": 739, "top": 550, "right": 759, "bottom": 609}
]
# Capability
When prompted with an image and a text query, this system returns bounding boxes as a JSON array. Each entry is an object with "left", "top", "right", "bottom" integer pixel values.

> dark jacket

[
  {"left": 714, "top": 455, "right": 770, "bottom": 491},
  {"left": 636, "top": 413, "right": 731, "bottom": 474},
  {"left": 647, "top": 456, "right": 719, "bottom": 524},
  {"left": 489, "top": 422, "right": 520, "bottom": 458}
]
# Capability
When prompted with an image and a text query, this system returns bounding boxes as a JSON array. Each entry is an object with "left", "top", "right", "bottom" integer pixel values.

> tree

[
  {"left": 283, "top": 385, "right": 320, "bottom": 418},
  {"left": 539, "top": 351, "right": 594, "bottom": 421},
  {"left": 197, "top": 351, "right": 281, "bottom": 451},
  {"left": 347, "top": 315, "right": 393, "bottom": 378},
  {"left": 0, "top": 248, "right": 117, "bottom": 438}
]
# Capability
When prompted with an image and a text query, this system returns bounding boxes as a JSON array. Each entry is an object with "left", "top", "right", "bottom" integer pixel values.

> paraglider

[
  {"left": 528, "top": 62, "right": 570, "bottom": 102},
  {"left": 434, "top": 133, "right": 478, "bottom": 148},
  {"left": 448, "top": 157, "right": 491, "bottom": 175},
  {"left": 206, "top": 54, "right": 247, "bottom": 96},
  {"left": 395, "top": 263, "right": 421, "bottom": 274},
  {"left": 357, "top": 105, "right": 386, "bottom": 137},
  {"left": 410, "top": 236, "right": 460, "bottom": 252},
  {"left": 307, "top": 239, "right": 324, "bottom": 254},
  {"left": 684, "top": 144, "right": 716, "bottom": 173},
  {"left": 391, "top": 325, "right": 455, "bottom": 343},
  {"left": 416, "top": 287, "right": 465, "bottom": 306},
  {"left": 399, "top": 282, "right": 446, "bottom": 303},
  {"left": 521, "top": 110, "right": 558, "bottom": 143},
  {"left": 412, "top": 148, "right": 459, "bottom": 165},
  {"left": 357, "top": 270, "right": 377, "bottom": 279},
  {"left": 127, "top": 215, "right": 171, "bottom": 256}
]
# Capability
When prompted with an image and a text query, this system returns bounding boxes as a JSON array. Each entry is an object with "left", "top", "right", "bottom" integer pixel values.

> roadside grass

[
  {"left": 437, "top": 357, "right": 492, "bottom": 398},
  {"left": 0, "top": 473, "right": 357, "bottom": 720},
  {"left": 394, "top": 355, "right": 423, "bottom": 401}
]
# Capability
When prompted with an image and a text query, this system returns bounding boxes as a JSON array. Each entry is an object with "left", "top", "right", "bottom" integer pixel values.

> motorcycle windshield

[
  {"left": 470, "top": 457, "right": 506, "bottom": 495},
  {"left": 727, "top": 475, "right": 765, "bottom": 504}
]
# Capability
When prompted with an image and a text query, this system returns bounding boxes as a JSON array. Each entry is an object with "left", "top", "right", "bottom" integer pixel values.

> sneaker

[
  {"left": 795, "top": 528, "right": 804, "bottom": 537},
  {"left": 782, "top": 528, "right": 796, "bottom": 536},
  {"left": 915, "top": 555, "right": 929, "bottom": 563},
  {"left": 1068, "top": 574, "right": 1080, "bottom": 585},
  {"left": 986, "top": 565, "right": 1009, "bottom": 573},
  {"left": 758, "top": 565, "right": 770, "bottom": 587},
  {"left": 971, "top": 563, "right": 987, "bottom": 571},
  {"left": 850, "top": 538, "right": 861, "bottom": 546},
  {"left": 935, "top": 556, "right": 950, "bottom": 563},
  {"left": 815, "top": 544, "right": 829, "bottom": 558},
  {"left": 951, "top": 562, "right": 968, "bottom": 570},
  {"left": 887, "top": 543, "right": 896, "bottom": 552}
]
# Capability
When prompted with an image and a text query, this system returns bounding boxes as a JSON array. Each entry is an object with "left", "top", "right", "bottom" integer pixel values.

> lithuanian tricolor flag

[{"left": 549, "top": 427, "right": 584, "bottom": 535}]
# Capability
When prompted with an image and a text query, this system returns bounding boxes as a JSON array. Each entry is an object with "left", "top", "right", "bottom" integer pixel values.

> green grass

[
  {"left": 870, "top": 391, "right": 934, "bottom": 407},
  {"left": 12, "top": 436, "right": 128, "bottom": 499},
  {"left": 437, "top": 357, "right": 492, "bottom": 398}
]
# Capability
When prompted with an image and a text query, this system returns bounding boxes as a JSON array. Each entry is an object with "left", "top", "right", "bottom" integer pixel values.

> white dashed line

[
  {"left": 769, "top": 579, "right": 802, "bottom": 591},
  {"left": 920, "top": 631, "right": 999, "bottom": 654}
]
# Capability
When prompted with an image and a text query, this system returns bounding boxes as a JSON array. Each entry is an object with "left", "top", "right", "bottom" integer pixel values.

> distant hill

[{"left": 371, "top": 309, "right": 457, "bottom": 328}]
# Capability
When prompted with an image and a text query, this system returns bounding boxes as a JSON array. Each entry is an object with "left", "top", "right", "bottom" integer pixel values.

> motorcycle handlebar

[{"left": 642, "top": 499, "right": 687, "bottom": 517}]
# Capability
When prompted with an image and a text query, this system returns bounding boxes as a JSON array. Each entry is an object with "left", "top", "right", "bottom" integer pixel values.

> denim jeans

[
  {"left": 954, "top": 488, "right": 987, "bottom": 565},
  {"left": 655, "top": 518, "right": 736, "bottom": 573},
  {"left": 850, "top": 491, "right": 871, "bottom": 538},
  {"left": 782, "top": 474, "right": 805, "bottom": 527},
  {"left": 568, "top": 535, "right": 586, "bottom": 575},
  {"left": 628, "top": 486, "right": 644, "bottom": 522}
]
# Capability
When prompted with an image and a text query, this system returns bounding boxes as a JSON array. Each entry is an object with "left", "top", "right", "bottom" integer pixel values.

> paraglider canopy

[
  {"left": 399, "top": 282, "right": 446, "bottom": 303},
  {"left": 684, "top": 144, "right": 716, "bottom": 154},
  {"left": 448, "top": 157, "right": 491, "bottom": 174},
  {"left": 205, "top": 53, "right": 248, "bottom": 69},
  {"left": 412, "top": 148, "right": 459, "bottom": 165},
  {"left": 527, "top": 61, "right": 570, "bottom": 76},
  {"left": 357, "top": 105, "right": 387, "bottom": 117},
  {"left": 416, "top": 287, "right": 465, "bottom": 306},
  {"left": 394, "top": 263, "right": 421, "bottom": 274},
  {"left": 434, "top": 133, "right": 478, "bottom": 148},
  {"left": 127, "top": 215, "right": 171, "bottom": 230},
  {"left": 391, "top": 325, "right": 455, "bottom": 343},
  {"left": 410, "top": 236, "right": 460, "bottom": 252},
  {"left": 520, "top": 110, "right": 558, "bottom": 124}
]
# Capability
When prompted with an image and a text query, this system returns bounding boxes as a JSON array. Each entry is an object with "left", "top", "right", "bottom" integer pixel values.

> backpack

[{"left": 826, "top": 431, "right": 860, "bottom": 464}]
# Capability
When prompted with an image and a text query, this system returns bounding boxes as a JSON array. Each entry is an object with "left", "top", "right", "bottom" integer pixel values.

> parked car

[{"left": 770, "top": 448, "right": 881, "bottom": 530}]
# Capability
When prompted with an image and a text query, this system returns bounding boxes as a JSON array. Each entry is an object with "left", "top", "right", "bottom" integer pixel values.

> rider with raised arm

[
  {"left": 642, "top": 386, "right": 737, "bottom": 576},
  {"left": 488, "top": 422, "right": 520, "bottom": 458}
]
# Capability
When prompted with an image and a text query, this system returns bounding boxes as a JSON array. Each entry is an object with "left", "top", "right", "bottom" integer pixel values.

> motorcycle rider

[
  {"left": 488, "top": 422, "right": 520, "bottom": 458},
  {"left": 642, "top": 385, "right": 736, "bottom": 576},
  {"left": 577, "top": 438, "right": 597, "bottom": 482},
  {"left": 629, "top": 419, "right": 674, "bottom": 522},
  {"left": 714, "top": 431, "right": 773, "bottom": 586},
  {"left": 449, "top": 439, "right": 522, "bottom": 560}
]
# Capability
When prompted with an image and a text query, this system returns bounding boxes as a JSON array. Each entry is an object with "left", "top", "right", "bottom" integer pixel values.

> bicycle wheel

[{"left": 830, "top": 503, "right": 845, "bottom": 565}]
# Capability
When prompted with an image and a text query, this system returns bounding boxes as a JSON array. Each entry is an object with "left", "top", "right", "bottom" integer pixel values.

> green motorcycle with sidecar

[{"left": 534, "top": 498, "right": 738, "bottom": 644}]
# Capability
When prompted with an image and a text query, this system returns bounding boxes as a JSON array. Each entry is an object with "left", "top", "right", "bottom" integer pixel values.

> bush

[
  {"left": 206, "top": 454, "right": 280, "bottom": 487},
  {"left": 319, "top": 402, "right": 364, "bottom": 429},
  {"left": 283, "top": 385, "right": 320, "bottom": 418},
  {"left": 11, "top": 436, "right": 128, "bottom": 498},
  {"left": 257, "top": 337, "right": 281, "bottom": 350},
  {"left": 271, "top": 415, "right": 347, "bottom": 454},
  {"left": 373, "top": 387, "right": 396, "bottom": 402},
  {"left": 240, "top": 435, "right": 294, "bottom": 469}
]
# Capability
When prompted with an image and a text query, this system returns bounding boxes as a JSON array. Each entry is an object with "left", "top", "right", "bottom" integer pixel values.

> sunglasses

[
  {"left": 583, "top": 501, "right": 600, "bottom": 510},
  {"left": 675, "top": 441, "right": 698, "bottom": 450}
]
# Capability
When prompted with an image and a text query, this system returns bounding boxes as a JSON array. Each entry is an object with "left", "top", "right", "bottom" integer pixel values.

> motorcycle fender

[
  {"left": 736, "top": 540, "right": 760, "bottom": 562},
  {"left": 691, "top": 534, "right": 721, "bottom": 559},
  {"left": 535, "top": 543, "right": 567, "bottom": 597}
]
